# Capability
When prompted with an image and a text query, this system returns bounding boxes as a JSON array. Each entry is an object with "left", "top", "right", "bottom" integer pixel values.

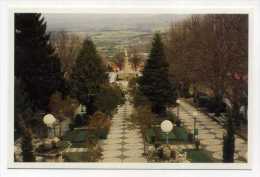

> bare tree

[
  {"left": 166, "top": 14, "right": 248, "bottom": 104},
  {"left": 50, "top": 31, "right": 82, "bottom": 79},
  {"left": 129, "top": 47, "right": 142, "bottom": 71}
]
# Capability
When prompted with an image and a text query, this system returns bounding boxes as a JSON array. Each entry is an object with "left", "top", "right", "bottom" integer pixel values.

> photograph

[{"left": 13, "top": 12, "right": 248, "bottom": 164}]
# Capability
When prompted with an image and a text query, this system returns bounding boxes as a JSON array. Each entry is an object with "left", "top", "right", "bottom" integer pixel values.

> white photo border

[{"left": 1, "top": 0, "right": 259, "bottom": 175}]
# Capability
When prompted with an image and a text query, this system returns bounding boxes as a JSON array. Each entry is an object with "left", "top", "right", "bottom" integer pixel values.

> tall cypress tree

[
  {"left": 15, "top": 13, "right": 64, "bottom": 111},
  {"left": 223, "top": 112, "right": 235, "bottom": 162},
  {"left": 14, "top": 78, "right": 33, "bottom": 136},
  {"left": 139, "top": 33, "right": 176, "bottom": 115},
  {"left": 70, "top": 38, "right": 108, "bottom": 115},
  {"left": 21, "top": 129, "right": 35, "bottom": 162}
]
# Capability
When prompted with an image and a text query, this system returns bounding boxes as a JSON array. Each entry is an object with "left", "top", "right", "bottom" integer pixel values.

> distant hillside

[
  {"left": 46, "top": 14, "right": 189, "bottom": 58},
  {"left": 45, "top": 14, "right": 189, "bottom": 33}
]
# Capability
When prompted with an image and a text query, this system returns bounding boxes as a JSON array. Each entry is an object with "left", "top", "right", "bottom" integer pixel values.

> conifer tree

[
  {"left": 70, "top": 38, "right": 108, "bottom": 115},
  {"left": 15, "top": 13, "right": 64, "bottom": 111},
  {"left": 139, "top": 33, "right": 176, "bottom": 115},
  {"left": 223, "top": 112, "right": 235, "bottom": 162},
  {"left": 14, "top": 78, "right": 33, "bottom": 135}
]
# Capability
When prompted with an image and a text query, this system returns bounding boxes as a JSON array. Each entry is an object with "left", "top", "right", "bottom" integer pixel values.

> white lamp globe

[
  {"left": 161, "top": 120, "right": 173, "bottom": 133},
  {"left": 176, "top": 99, "right": 180, "bottom": 104},
  {"left": 43, "top": 114, "right": 56, "bottom": 128}
]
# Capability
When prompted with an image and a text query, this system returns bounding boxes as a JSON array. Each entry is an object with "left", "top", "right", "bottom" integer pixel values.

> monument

[
  {"left": 117, "top": 48, "right": 136, "bottom": 80},
  {"left": 123, "top": 48, "right": 131, "bottom": 73}
]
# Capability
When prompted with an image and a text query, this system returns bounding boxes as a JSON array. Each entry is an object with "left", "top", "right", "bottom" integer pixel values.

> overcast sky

[{"left": 43, "top": 14, "right": 190, "bottom": 32}]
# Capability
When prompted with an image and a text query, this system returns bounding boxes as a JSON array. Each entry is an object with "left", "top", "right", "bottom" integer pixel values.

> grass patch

[
  {"left": 63, "top": 129, "right": 88, "bottom": 143},
  {"left": 63, "top": 129, "right": 98, "bottom": 147},
  {"left": 185, "top": 149, "right": 213, "bottom": 162},
  {"left": 173, "top": 127, "right": 188, "bottom": 142},
  {"left": 159, "top": 132, "right": 176, "bottom": 144},
  {"left": 145, "top": 126, "right": 189, "bottom": 144}
]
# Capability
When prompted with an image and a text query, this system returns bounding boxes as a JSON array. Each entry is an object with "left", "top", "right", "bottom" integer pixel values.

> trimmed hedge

[
  {"left": 145, "top": 127, "right": 189, "bottom": 144},
  {"left": 185, "top": 149, "right": 213, "bottom": 162},
  {"left": 195, "top": 94, "right": 226, "bottom": 114}
]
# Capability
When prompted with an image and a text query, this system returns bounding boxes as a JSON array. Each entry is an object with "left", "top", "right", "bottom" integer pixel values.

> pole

[
  {"left": 194, "top": 117, "right": 196, "bottom": 141},
  {"left": 60, "top": 122, "right": 62, "bottom": 137},
  {"left": 47, "top": 127, "right": 50, "bottom": 138},
  {"left": 177, "top": 103, "right": 180, "bottom": 121},
  {"left": 166, "top": 133, "right": 169, "bottom": 144}
]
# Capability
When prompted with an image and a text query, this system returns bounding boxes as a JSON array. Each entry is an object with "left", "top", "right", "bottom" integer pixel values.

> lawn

[
  {"left": 185, "top": 149, "right": 213, "bottom": 162},
  {"left": 173, "top": 127, "right": 188, "bottom": 142},
  {"left": 62, "top": 129, "right": 103, "bottom": 162},
  {"left": 63, "top": 129, "right": 88, "bottom": 143},
  {"left": 63, "top": 129, "right": 97, "bottom": 148}
]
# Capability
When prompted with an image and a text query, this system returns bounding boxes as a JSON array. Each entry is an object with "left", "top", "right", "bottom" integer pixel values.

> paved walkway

[
  {"left": 171, "top": 99, "right": 247, "bottom": 162},
  {"left": 101, "top": 98, "right": 146, "bottom": 162}
]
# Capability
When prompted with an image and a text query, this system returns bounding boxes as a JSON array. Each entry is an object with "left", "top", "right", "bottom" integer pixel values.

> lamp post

[
  {"left": 43, "top": 114, "right": 56, "bottom": 138},
  {"left": 161, "top": 120, "right": 173, "bottom": 144},
  {"left": 176, "top": 99, "right": 180, "bottom": 121},
  {"left": 192, "top": 111, "right": 198, "bottom": 141}
]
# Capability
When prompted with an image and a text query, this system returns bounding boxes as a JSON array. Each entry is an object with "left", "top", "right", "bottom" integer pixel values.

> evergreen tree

[
  {"left": 21, "top": 129, "right": 35, "bottom": 162},
  {"left": 14, "top": 78, "right": 33, "bottom": 136},
  {"left": 223, "top": 114, "right": 235, "bottom": 162},
  {"left": 70, "top": 38, "right": 108, "bottom": 115},
  {"left": 139, "top": 33, "right": 176, "bottom": 115},
  {"left": 15, "top": 13, "right": 64, "bottom": 111}
]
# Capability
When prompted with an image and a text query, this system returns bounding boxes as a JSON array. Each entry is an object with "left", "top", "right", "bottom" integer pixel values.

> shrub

[
  {"left": 198, "top": 96, "right": 211, "bottom": 108},
  {"left": 94, "top": 84, "right": 125, "bottom": 116},
  {"left": 166, "top": 111, "right": 177, "bottom": 123},
  {"left": 88, "top": 112, "right": 111, "bottom": 139},
  {"left": 63, "top": 129, "right": 90, "bottom": 144},
  {"left": 195, "top": 93, "right": 227, "bottom": 115},
  {"left": 207, "top": 98, "right": 216, "bottom": 113},
  {"left": 194, "top": 92, "right": 207, "bottom": 105},
  {"left": 130, "top": 106, "right": 155, "bottom": 133},
  {"left": 74, "top": 114, "right": 87, "bottom": 127},
  {"left": 188, "top": 132, "right": 194, "bottom": 143},
  {"left": 48, "top": 92, "right": 79, "bottom": 120}
]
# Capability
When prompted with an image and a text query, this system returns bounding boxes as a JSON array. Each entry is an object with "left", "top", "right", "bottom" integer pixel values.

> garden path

[
  {"left": 101, "top": 97, "right": 146, "bottom": 162},
  {"left": 171, "top": 99, "right": 247, "bottom": 162}
]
